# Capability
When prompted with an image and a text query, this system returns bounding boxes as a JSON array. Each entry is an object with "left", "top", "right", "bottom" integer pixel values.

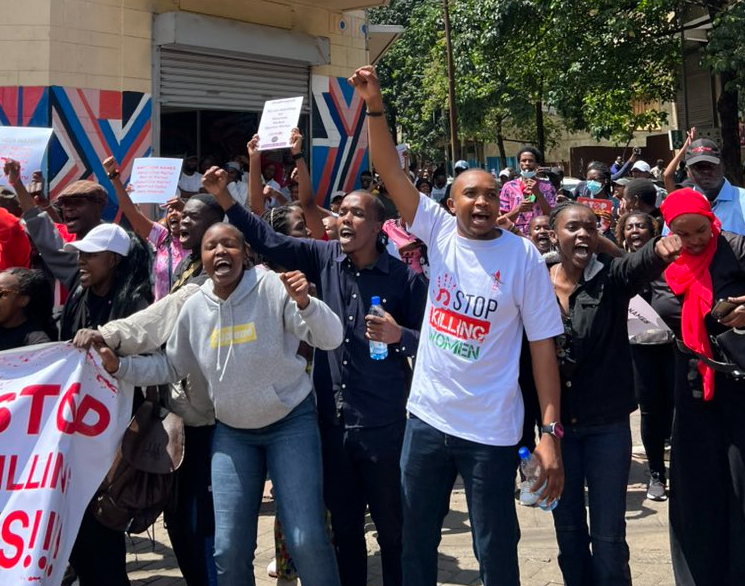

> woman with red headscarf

[{"left": 655, "top": 187, "right": 745, "bottom": 586}]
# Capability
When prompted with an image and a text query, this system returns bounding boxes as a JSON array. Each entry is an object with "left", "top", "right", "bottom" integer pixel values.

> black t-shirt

[{"left": 0, "top": 319, "right": 51, "bottom": 351}]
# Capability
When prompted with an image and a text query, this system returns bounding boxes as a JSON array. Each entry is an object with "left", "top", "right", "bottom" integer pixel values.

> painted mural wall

[
  {"left": 311, "top": 75, "right": 369, "bottom": 206},
  {"left": 0, "top": 87, "right": 152, "bottom": 219}
]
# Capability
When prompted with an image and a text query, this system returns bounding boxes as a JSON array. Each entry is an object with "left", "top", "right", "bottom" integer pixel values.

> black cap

[{"left": 685, "top": 139, "right": 721, "bottom": 166}]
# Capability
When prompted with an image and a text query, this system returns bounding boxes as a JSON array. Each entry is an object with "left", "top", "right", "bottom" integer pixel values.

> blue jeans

[
  {"left": 211, "top": 395, "right": 341, "bottom": 586},
  {"left": 552, "top": 419, "right": 632, "bottom": 586},
  {"left": 400, "top": 415, "right": 520, "bottom": 586}
]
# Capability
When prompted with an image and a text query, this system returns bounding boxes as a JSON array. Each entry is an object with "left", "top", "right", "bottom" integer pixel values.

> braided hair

[{"left": 548, "top": 200, "right": 597, "bottom": 230}]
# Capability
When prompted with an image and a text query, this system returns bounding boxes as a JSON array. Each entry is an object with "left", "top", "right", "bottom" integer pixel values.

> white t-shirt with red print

[{"left": 408, "top": 194, "right": 563, "bottom": 446}]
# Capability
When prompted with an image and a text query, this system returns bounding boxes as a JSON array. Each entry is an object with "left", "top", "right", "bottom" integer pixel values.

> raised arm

[
  {"left": 664, "top": 127, "right": 694, "bottom": 193},
  {"left": 349, "top": 66, "right": 420, "bottom": 226},
  {"left": 290, "top": 128, "right": 325, "bottom": 239},
  {"left": 202, "top": 166, "right": 324, "bottom": 281},
  {"left": 102, "top": 156, "right": 153, "bottom": 240},
  {"left": 246, "top": 135, "right": 265, "bottom": 215}
]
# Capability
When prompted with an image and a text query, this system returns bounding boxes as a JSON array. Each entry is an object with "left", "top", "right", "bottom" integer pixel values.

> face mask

[
  {"left": 586, "top": 180, "right": 604, "bottom": 196},
  {"left": 520, "top": 170, "right": 536, "bottom": 179}
]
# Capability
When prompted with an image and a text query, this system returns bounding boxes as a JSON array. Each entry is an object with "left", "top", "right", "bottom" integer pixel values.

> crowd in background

[{"left": 1, "top": 66, "right": 745, "bottom": 586}]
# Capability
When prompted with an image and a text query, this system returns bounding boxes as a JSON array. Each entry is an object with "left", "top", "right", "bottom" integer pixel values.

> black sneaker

[{"left": 647, "top": 472, "right": 667, "bottom": 501}]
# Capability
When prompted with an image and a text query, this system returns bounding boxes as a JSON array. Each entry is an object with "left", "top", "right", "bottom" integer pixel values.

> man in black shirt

[{"left": 203, "top": 163, "right": 427, "bottom": 586}]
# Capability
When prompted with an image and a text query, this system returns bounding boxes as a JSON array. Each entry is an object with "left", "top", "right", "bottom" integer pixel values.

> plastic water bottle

[
  {"left": 518, "top": 447, "right": 558, "bottom": 511},
  {"left": 368, "top": 296, "right": 388, "bottom": 360}
]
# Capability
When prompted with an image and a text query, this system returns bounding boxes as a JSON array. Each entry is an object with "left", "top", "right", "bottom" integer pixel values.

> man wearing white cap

[{"left": 631, "top": 160, "right": 667, "bottom": 206}]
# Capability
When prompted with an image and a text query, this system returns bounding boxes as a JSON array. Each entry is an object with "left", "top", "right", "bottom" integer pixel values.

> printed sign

[
  {"left": 0, "top": 343, "right": 132, "bottom": 585},
  {"left": 628, "top": 295, "right": 672, "bottom": 340},
  {"left": 0, "top": 127, "right": 53, "bottom": 187},
  {"left": 128, "top": 158, "right": 182, "bottom": 204},
  {"left": 257, "top": 97, "right": 304, "bottom": 151},
  {"left": 577, "top": 197, "right": 613, "bottom": 233},
  {"left": 396, "top": 144, "right": 409, "bottom": 169}
]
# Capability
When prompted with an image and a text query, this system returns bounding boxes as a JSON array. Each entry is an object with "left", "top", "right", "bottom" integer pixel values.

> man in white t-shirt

[
  {"left": 351, "top": 66, "right": 565, "bottom": 586},
  {"left": 178, "top": 156, "right": 204, "bottom": 197}
]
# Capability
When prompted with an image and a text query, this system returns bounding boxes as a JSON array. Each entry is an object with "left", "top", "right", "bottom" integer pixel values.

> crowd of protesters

[{"left": 1, "top": 65, "right": 745, "bottom": 586}]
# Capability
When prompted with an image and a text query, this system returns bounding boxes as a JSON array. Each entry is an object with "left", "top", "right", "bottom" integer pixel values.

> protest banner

[
  {"left": 396, "top": 144, "right": 409, "bottom": 169},
  {"left": 0, "top": 127, "right": 53, "bottom": 187},
  {"left": 128, "top": 158, "right": 182, "bottom": 204},
  {"left": 577, "top": 197, "right": 613, "bottom": 233},
  {"left": 257, "top": 97, "right": 304, "bottom": 151},
  {"left": 0, "top": 343, "right": 132, "bottom": 585}
]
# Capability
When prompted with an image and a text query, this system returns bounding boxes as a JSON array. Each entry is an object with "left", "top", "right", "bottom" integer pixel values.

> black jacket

[{"left": 548, "top": 238, "right": 668, "bottom": 426}]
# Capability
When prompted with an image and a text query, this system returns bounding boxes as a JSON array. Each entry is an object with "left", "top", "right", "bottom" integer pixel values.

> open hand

[
  {"left": 280, "top": 270, "right": 310, "bottom": 310},
  {"left": 655, "top": 234, "right": 683, "bottom": 263}
]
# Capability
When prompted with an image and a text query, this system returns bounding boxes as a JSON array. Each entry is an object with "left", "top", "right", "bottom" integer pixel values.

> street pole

[{"left": 443, "top": 0, "right": 459, "bottom": 164}]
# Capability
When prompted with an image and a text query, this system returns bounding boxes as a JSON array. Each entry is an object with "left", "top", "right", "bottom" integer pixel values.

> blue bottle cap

[
  {"left": 518, "top": 447, "right": 531, "bottom": 460},
  {"left": 371, "top": 296, "right": 381, "bottom": 305}
]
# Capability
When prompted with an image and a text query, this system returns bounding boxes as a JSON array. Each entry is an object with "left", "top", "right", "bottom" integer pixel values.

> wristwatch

[{"left": 540, "top": 422, "right": 564, "bottom": 439}]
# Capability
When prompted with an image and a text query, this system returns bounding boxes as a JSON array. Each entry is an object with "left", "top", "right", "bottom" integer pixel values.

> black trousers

[
  {"left": 68, "top": 508, "right": 129, "bottom": 586},
  {"left": 320, "top": 419, "right": 405, "bottom": 586},
  {"left": 630, "top": 343, "right": 675, "bottom": 478},
  {"left": 164, "top": 424, "right": 216, "bottom": 586},
  {"left": 669, "top": 348, "right": 745, "bottom": 585}
]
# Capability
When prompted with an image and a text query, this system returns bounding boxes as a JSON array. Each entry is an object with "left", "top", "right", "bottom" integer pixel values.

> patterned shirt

[{"left": 499, "top": 178, "right": 557, "bottom": 235}]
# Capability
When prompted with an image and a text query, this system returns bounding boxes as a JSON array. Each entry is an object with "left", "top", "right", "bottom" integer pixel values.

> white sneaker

[
  {"left": 518, "top": 480, "right": 540, "bottom": 506},
  {"left": 267, "top": 559, "right": 278, "bottom": 578}
]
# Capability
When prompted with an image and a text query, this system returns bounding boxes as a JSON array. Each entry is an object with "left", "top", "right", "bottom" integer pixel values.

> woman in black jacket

[
  {"left": 60, "top": 223, "right": 152, "bottom": 586},
  {"left": 546, "top": 201, "right": 681, "bottom": 586},
  {"left": 654, "top": 188, "right": 745, "bottom": 586}
]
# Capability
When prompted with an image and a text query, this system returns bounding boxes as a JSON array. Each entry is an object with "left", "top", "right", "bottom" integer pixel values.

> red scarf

[{"left": 661, "top": 188, "right": 721, "bottom": 400}]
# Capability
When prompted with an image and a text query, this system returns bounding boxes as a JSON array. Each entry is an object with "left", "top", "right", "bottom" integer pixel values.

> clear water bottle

[
  {"left": 368, "top": 296, "right": 388, "bottom": 360},
  {"left": 518, "top": 446, "right": 558, "bottom": 511}
]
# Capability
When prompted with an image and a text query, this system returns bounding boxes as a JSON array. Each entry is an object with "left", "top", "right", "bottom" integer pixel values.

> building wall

[{"left": 0, "top": 0, "right": 373, "bottom": 207}]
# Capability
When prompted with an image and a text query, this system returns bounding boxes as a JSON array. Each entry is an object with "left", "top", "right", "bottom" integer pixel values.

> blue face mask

[
  {"left": 586, "top": 180, "right": 604, "bottom": 196},
  {"left": 520, "top": 169, "right": 536, "bottom": 179}
]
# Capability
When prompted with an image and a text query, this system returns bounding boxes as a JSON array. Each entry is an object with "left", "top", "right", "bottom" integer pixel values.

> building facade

[{"left": 0, "top": 0, "right": 387, "bottom": 214}]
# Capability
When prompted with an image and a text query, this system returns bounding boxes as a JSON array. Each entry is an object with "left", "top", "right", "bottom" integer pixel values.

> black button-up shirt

[{"left": 227, "top": 204, "right": 427, "bottom": 428}]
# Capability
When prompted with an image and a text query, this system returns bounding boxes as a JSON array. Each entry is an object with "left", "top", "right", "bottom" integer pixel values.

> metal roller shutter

[{"left": 158, "top": 47, "right": 310, "bottom": 113}]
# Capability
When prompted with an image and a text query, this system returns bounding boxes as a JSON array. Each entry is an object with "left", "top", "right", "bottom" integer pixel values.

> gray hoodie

[{"left": 116, "top": 267, "right": 343, "bottom": 429}]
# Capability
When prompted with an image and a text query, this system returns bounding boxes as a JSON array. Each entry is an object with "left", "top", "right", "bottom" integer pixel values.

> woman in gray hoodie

[{"left": 99, "top": 222, "right": 344, "bottom": 586}]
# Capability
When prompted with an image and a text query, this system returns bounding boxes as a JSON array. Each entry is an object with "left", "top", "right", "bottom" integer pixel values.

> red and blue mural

[
  {"left": 0, "top": 86, "right": 152, "bottom": 219},
  {"left": 311, "top": 75, "right": 369, "bottom": 206}
]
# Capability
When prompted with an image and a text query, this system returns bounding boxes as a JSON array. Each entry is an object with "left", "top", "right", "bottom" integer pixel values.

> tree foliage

[{"left": 370, "top": 0, "right": 743, "bottom": 174}]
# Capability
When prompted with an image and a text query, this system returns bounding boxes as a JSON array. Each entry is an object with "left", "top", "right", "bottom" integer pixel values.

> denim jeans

[
  {"left": 211, "top": 395, "right": 341, "bottom": 586},
  {"left": 552, "top": 418, "right": 632, "bottom": 586},
  {"left": 320, "top": 420, "right": 404, "bottom": 586},
  {"left": 400, "top": 415, "right": 520, "bottom": 586}
]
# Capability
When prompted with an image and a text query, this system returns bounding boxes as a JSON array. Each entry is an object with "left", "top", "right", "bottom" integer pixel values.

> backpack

[{"left": 90, "top": 386, "right": 185, "bottom": 534}]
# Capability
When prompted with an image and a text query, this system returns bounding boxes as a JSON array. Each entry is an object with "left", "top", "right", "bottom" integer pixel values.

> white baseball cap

[
  {"left": 631, "top": 160, "right": 651, "bottom": 173},
  {"left": 63, "top": 223, "right": 131, "bottom": 256}
]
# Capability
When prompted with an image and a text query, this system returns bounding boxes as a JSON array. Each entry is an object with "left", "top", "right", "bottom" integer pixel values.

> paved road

[{"left": 123, "top": 411, "right": 673, "bottom": 586}]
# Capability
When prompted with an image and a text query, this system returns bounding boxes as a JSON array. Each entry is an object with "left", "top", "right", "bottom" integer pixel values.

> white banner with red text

[{"left": 0, "top": 343, "right": 132, "bottom": 585}]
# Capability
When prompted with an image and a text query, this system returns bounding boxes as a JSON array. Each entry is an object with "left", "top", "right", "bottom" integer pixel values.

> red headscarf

[{"left": 660, "top": 188, "right": 721, "bottom": 400}]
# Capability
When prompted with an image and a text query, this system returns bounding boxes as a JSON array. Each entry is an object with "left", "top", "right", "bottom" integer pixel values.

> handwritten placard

[
  {"left": 0, "top": 127, "right": 53, "bottom": 187},
  {"left": 257, "top": 97, "right": 304, "bottom": 151},
  {"left": 128, "top": 158, "right": 182, "bottom": 204}
]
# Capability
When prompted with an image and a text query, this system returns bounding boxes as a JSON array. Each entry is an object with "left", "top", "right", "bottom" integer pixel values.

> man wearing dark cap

[
  {"left": 686, "top": 138, "right": 745, "bottom": 234},
  {"left": 621, "top": 178, "right": 663, "bottom": 227},
  {"left": 9, "top": 163, "right": 108, "bottom": 290}
]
